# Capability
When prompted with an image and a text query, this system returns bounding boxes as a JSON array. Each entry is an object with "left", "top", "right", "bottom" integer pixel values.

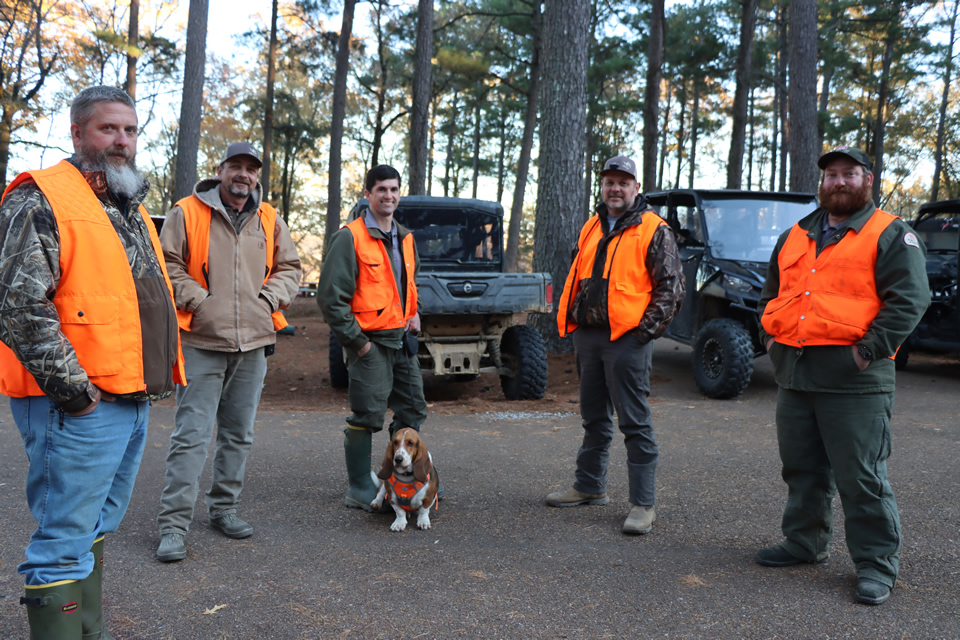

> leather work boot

[
  {"left": 622, "top": 505, "right": 656, "bottom": 534},
  {"left": 856, "top": 578, "right": 891, "bottom": 605},
  {"left": 81, "top": 536, "right": 115, "bottom": 639},
  {"left": 545, "top": 487, "right": 609, "bottom": 507},
  {"left": 210, "top": 513, "right": 254, "bottom": 539},
  {"left": 22, "top": 579, "right": 83, "bottom": 639},
  {"left": 755, "top": 544, "right": 828, "bottom": 567},
  {"left": 156, "top": 533, "right": 187, "bottom": 562}
]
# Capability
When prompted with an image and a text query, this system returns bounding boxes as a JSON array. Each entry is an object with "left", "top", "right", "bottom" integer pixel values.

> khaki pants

[{"left": 157, "top": 345, "right": 267, "bottom": 534}]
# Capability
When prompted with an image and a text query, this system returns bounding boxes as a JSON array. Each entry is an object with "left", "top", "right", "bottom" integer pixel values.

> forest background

[{"left": 4, "top": 0, "right": 959, "bottom": 348}]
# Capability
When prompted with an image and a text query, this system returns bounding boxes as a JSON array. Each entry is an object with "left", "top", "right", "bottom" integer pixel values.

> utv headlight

[{"left": 722, "top": 275, "right": 754, "bottom": 294}]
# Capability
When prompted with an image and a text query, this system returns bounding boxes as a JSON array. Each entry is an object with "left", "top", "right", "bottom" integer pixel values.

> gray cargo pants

[
  {"left": 157, "top": 345, "right": 268, "bottom": 534},
  {"left": 572, "top": 327, "right": 658, "bottom": 506}
]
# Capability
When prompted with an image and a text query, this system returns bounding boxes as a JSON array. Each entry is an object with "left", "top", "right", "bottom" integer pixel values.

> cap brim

[{"left": 817, "top": 151, "right": 867, "bottom": 170}]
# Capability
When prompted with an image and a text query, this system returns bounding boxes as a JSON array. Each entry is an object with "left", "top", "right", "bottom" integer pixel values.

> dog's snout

[{"left": 394, "top": 455, "right": 403, "bottom": 465}]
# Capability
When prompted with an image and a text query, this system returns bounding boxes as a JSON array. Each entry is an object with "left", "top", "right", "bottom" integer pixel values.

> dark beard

[
  {"left": 819, "top": 180, "right": 873, "bottom": 218},
  {"left": 75, "top": 147, "right": 146, "bottom": 199}
]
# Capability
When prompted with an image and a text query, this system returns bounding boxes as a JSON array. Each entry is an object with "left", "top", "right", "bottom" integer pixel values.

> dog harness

[{"left": 387, "top": 473, "right": 436, "bottom": 512}]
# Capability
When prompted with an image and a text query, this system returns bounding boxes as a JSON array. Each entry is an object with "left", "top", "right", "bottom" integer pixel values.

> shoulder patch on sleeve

[{"left": 903, "top": 231, "right": 920, "bottom": 248}]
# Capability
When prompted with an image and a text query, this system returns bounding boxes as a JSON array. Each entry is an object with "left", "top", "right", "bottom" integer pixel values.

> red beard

[{"left": 818, "top": 180, "right": 873, "bottom": 217}]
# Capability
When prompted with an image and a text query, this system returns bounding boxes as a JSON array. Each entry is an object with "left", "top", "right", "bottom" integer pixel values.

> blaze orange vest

[
  {"left": 761, "top": 209, "right": 898, "bottom": 348},
  {"left": 344, "top": 217, "right": 418, "bottom": 332},
  {"left": 174, "top": 196, "right": 288, "bottom": 331},
  {"left": 0, "top": 160, "right": 186, "bottom": 397},
  {"left": 558, "top": 213, "right": 666, "bottom": 341}
]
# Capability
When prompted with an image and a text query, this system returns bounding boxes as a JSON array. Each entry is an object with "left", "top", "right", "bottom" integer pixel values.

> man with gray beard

[{"left": 0, "top": 85, "right": 184, "bottom": 638}]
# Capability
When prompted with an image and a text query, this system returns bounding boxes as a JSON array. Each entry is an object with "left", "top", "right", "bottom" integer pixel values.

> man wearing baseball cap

[
  {"left": 755, "top": 146, "right": 929, "bottom": 604},
  {"left": 155, "top": 142, "right": 301, "bottom": 561},
  {"left": 548, "top": 155, "right": 684, "bottom": 535}
]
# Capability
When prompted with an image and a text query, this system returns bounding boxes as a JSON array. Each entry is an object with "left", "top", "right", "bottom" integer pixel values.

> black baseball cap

[
  {"left": 220, "top": 142, "right": 262, "bottom": 168},
  {"left": 817, "top": 146, "right": 871, "bottom": 172},
  {"left": 599, "top": 155, "right": 637, "bottom": 179}
]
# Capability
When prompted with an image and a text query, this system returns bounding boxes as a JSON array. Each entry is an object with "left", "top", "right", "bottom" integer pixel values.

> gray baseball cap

[
  {"left": 599, "top": 155, "right": 637, "bottom": 179},
  {"left": 221, "top": 142, "right": 262, "bottom": 168},
  {"left": 817, "top": 146, "right": 872, "bottom": 172}
]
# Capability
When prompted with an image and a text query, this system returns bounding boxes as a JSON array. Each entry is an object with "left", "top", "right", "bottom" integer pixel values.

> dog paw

[
  {"left": 390, "top": 518, "right": 407, "bottom": 532},
  {"left": 417, "top": 515, "right": 431, "bottom": 530}
]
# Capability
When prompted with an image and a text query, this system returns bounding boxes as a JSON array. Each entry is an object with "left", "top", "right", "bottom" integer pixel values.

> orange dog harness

[{"left": 387, "top": 473, "right": 437, "bottom": 512}]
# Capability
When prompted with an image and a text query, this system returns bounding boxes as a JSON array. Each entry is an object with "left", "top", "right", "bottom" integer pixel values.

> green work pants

[
  {"left": 775, "top": 387, "right": 900, "bottom": 587},
  {"left": 345, "top": 341, "right": 427, "bottom": 433}
]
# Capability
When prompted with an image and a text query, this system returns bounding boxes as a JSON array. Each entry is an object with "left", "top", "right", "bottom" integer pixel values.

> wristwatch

[
  {"left": 59, "top": 383, "right": 98, "bottom": 414},
  {"left": 857, "top": 345, "right": 873, "bottom": 361}
]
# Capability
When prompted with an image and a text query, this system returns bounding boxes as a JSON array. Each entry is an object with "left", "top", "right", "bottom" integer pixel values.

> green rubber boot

[
  {"left": 343, "top": 426, "right": 379, "bottom": 511},
  {"left": 81, "top": 536, "right": 114, "bottom": 640},
  {"left": 22, "top": 579, "right": 83, "bottom": 639}
]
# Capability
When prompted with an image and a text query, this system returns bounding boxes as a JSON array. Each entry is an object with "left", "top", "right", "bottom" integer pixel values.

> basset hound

[{"left": 370, "top": 428, "right": 439, "bottom": 532}]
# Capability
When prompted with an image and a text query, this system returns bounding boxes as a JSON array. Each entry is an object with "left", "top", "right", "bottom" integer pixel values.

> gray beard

[{"left": 76, "top": 149, "right": 146, "bottom": 199}]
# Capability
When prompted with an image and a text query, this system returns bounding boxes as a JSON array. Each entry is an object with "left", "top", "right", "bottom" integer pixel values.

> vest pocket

[{"left": 56, "top": 294, "right": 122, "bottom": 376}]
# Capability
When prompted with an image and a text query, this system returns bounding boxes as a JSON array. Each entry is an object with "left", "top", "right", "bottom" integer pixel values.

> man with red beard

[{"left": 755, "top": 147, "right": 929, "bottom": 606}]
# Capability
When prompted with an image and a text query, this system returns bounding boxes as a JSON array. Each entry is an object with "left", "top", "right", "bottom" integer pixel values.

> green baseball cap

[{"left": 817, "top": 146, "right": 872, "bottom": 172}]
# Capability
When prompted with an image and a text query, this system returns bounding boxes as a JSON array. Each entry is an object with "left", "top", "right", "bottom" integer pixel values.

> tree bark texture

[
  {"left": 787, "top": 0, "right": 819, "bottom": 194},
  {"left": 933, "top": 0, "right": 959, "bottom": 201},
  {"left": 324, "top": 0, "right": 356, "bottom": 257},
  {"left": 642, "top": 0, "right": 665, "bottom": 193},
  {"left": 532, "top": 0, "right": 590, "bottom": 354},
  {"left": 505, "top": 1, "right": 542, "bottom": 273},
  {"left": 124, "top": 0, "right": 139, "bottom": 100},
  {"left": 726, "top": 0, "right": 758, "bottom": 189},
  {"left": 261, "top": 0, "right": 279, "bottom": 200},
  {"left": 173, "top": 0, "right": 209, "bottom": 202},
  {"left": 408, "top": 0, "right": 434, "bottom": 196}
]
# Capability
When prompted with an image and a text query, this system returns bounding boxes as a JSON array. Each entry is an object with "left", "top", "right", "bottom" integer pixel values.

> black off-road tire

[
  {"left": 499, "top": 325, "right": 548, "bottom": 400},
  {"left": 692, "top": 318, "right": 754, "bottom": 399},
  {"left": 329, "top": 334, "right": 349, "bottom": 389}
]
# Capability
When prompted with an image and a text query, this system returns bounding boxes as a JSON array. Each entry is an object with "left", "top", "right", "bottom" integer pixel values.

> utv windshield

[
  {"left": 394, "top": 207, "right": 501, "bottom": 265},
  {"left": 702, "top": 197, "right": 815, "bottom": 263},
  {"left": 914, "top": 214, "right": 959, "bottom": 252}
]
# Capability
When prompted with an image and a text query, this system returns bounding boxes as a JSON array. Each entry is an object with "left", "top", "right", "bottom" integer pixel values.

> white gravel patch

[{"left": 479, "top": 411, "right": 577, "bottom": 421}]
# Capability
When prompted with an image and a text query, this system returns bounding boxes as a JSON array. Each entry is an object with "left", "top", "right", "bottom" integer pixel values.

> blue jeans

[{"left": 11, "top": 396, "right": 148, "bottom": 585}]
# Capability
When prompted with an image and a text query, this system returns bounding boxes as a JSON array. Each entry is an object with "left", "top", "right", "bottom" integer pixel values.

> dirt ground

[{"left": 252, "top": 297, "right": 585, "bottom": 415}]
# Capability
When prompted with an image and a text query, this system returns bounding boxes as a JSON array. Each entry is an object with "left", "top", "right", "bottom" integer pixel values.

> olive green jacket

[
  {"left": 758, "top": 203, "right": 929, "bottom": 393},
  {"left": 317, "top": 211, "right": 420, "bottom": 353}
]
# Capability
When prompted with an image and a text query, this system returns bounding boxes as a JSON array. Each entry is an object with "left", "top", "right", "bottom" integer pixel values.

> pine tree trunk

[
  {"left": 787, "top": 0, "right": 819, "bottom": 193},
  {"left": 261, "top": 0, "right": 278, "bottom": 199},
  {"left": 531, "top": 0, "right": 590, "bottom": 354},
  {"left": 933, "top": 0, "right": 959, "bottom": 202},
  {"left": 124, "top": 0, "right": 139, "bottom": 100},
  {"left": 726, "top": 0, "right": 758, "bottom": 189},
  {"left": 173, "top": 0, "right": 208, "bottom": 202},
  {"left": 872, "top": 34, "right": 895, "bottom": 204},
  {"left": 324, "top": 0, "right": 356, "bottom": 256},
  {"left": 505, "top": 1, "right": 542, "bottom": 273},
  {"left": 642, "top": 0, "right": 665, "bottom": 192},
  {"left": 408, "top": 0, "right": 434, "bottom": 196}
]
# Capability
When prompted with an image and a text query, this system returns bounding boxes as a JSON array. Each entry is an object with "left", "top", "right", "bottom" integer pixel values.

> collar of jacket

[
  {"left": 194, "top": 178, "right": 262, "bottom": 215},
  {"left": 66, "top": 156, "right": 150, "bottom": 213},
  {"left": 800, "top": 201, "right": 877, "bottom": 239}
]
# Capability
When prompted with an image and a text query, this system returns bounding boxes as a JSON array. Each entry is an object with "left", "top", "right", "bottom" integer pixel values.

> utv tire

[
  {"left": 499, "top": 325, "right": 547, "bottom": 400},
  {"left": 329, "top": 334, "right": 349, "bottom": 389},
  {"left": 692, "top": 319, "right": 754, "bottom": 399}
]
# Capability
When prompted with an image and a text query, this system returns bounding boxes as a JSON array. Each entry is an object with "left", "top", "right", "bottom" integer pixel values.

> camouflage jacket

[
  {"left": 569, "top": 198, "right": 685, "bottom": 342},
  {"left": 0, "top": 158, "right": 173, "bottom": 404}
]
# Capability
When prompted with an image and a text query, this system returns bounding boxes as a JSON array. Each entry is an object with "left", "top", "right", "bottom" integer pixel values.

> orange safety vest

[
  {"left": 174, "top": 196, "right": 289, "bottom": 331},
  {"left": 344, "top": 217, "right": 418, "bottom": 332},
  {"left": 387, "top": 473, "right": 435, "bottom": 512},
  {"left": 0, "top": 160, "right": 186, "bottom": 397},
  {"left": 761, "top": 208, "right": 898, "bottom": 348},
  {"left": 557, "top": 213, "right": 666, "bottom": 341}
]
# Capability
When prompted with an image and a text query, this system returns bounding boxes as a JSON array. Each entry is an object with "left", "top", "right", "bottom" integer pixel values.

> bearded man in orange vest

[
  {"left": 317, "top": 164, "right": 427, "bottom": 510},
  {"left": 155, "top": 143, "right": 301, "bottom": 562},
  {"left": 756, "top": 147, "right": 929, "bottom": 606},
  {"left": 0, "top": 85, "right": 185, "bottom": 638},
  {"left": 548, "top": 155, "right": 685, "bottom": 535}
]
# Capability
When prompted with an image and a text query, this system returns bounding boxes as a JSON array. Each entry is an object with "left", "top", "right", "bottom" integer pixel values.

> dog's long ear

[
  {"left": 377, "top": 438, "right": 395, "bottom": 480},
  {"left": 412, "top": 439, "right": 430, "bottom": 483}
]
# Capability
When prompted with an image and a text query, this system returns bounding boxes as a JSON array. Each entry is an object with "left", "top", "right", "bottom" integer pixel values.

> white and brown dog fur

[{"left": 370, "top": 428, "right": 439, "bottom": 531}]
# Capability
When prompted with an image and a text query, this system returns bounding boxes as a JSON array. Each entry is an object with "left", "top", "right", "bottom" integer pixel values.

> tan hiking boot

[
  {"left": 545, "top": 488, "right": 609, "bottom": 507},
  {"left": 622, "top": 505, "right": 656, "bottom": 534}
]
